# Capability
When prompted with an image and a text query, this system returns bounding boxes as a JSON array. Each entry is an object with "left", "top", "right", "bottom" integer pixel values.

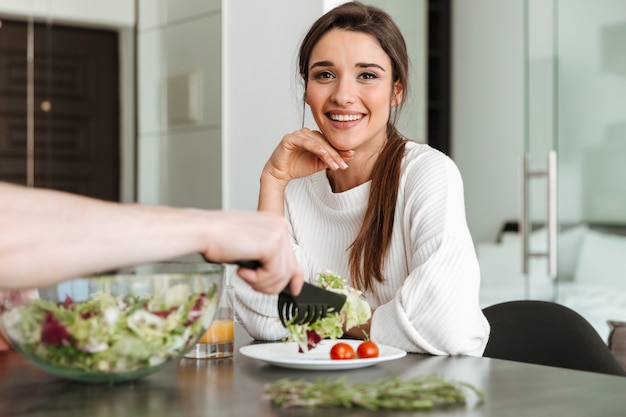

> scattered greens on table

[
  {"left": 283, "top": 271, "right": 372, "bottom": 352},
  {"left": 2, "top": 283, "right": 218, "bottom": 373},
  {"left": 264, "top": 375, "right": 485, "bottom": 411}
]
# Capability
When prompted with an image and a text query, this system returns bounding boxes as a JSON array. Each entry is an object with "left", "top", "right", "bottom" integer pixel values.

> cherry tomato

[
  {"left": 330, "top": 342, "right": 355, "bottom": 360},
  {"left": 357, "top": 340, "right": 379, "bottom": 359}
]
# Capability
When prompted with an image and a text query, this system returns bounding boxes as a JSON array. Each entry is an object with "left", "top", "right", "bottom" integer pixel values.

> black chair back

[{"left": 483, "top": 300, "right": 626, "bottom": 377}]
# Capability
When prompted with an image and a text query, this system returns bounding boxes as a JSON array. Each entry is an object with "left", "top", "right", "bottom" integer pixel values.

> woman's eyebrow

[
  {"left": 356, "top": 62, "right": 385, "bottom": 71},
  {"left": 310, "top": 60, "right": 333, "bottom": 70},
  {"left": 310, "top": 61, "right": 386, "bottom": 71}
]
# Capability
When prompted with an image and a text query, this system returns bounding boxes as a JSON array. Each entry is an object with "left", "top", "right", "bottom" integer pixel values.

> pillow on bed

[
  {"left": 526, "top": 225, "right": 588, "bottom": 282},
  {"left": 476, "top": 231, "right": 550, "bottom": 288},
  {"left": 574, "top": 229, "right": 626, "bottom": 289},
  {"left": 556, "top": 225, "right": 589, "bottom": 281}
]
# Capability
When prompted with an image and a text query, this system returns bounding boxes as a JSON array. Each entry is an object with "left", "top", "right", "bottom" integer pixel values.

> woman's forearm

[{"left": 258, "top": 171, "right": 289, "bottom": 215}]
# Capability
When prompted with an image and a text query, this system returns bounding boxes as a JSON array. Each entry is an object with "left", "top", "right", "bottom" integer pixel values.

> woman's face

[{"left": 305, "top": 29, "right": 403, "bottom": 153}]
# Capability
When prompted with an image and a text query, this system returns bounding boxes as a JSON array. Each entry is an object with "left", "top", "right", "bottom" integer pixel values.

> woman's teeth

[{"left": 329, "top": 114, "right": 363, "bottom": 122}]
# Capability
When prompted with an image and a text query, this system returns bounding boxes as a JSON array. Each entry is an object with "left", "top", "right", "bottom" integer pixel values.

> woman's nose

[{"left": 330, "top": 78, "right": 356, "bottom": 106}]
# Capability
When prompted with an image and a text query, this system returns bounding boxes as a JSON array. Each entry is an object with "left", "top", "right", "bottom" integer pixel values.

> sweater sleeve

[
  {"left": 369, "top": 151, "right": 490, "bottom": 356},
  {"left": 232, "top": 273, "right": 288, "bottom": 341}
]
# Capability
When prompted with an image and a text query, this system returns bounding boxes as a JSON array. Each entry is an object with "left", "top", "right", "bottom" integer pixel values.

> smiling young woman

[
  {"left": 304, "top": 29, "right": 403, "bottom": 169},
  {"left": 234, "top": 1, "right": 490, "bottom": 357}
]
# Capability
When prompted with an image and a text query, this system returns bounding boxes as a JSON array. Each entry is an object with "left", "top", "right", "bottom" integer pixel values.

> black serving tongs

[
  {"left": 233, "top": 260, "right": 347, "bottom": 327},
  {"left": 277, "top": 282, "right": 346, "bottom": 327}
]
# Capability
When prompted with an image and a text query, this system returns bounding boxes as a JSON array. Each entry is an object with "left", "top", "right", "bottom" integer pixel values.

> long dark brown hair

[{"left": 298, "top": 1, "right": 410, "bottom": 291}]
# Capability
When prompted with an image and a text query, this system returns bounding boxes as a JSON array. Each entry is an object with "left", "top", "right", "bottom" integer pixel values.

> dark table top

[{"left": 2, "top": 324, "right": 626, "bottom": 417}]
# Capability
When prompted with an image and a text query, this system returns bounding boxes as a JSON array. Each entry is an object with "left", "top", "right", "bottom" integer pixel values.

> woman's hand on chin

[{"left": 265, "top": 128, "right": 352, "bottom": 182}]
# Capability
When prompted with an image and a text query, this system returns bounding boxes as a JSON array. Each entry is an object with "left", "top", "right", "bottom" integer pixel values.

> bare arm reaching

[{"left": 0, "top": 182, "right": 303, "bottom": 295}]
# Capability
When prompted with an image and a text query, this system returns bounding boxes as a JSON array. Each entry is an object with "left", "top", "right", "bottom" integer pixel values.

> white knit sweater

[{"left": 234, "top": 141, "right": 490, "bottom": 356}]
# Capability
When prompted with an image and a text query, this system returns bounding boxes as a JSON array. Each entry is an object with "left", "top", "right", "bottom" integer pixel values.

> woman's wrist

[
  {"left": 260, "top": 167, "right": 290, "bottom": 188},
  {"left": 258, "top": 171, "right": 289, "bottom": 213}
]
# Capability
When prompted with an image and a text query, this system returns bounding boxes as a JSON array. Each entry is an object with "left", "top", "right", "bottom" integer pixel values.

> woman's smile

[
  {"left": 327, "top": 111, "right": 365, "bottom": 130},
  {"left": 328, "top": 112, "right": 364, "bottom": 122}
]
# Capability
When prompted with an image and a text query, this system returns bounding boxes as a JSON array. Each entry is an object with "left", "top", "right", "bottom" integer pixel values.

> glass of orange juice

[{"left": 184, "top": 284, "right": 234, "bottom": 359}]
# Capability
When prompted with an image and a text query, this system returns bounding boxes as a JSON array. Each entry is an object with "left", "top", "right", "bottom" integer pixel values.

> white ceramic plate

[{"left": 239, "top": 339, "right": 406, "bottom": 370}]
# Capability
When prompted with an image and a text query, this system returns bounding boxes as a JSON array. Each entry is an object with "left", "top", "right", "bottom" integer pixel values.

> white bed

[{"left": 477, "top": 223, "right": 626, "bottom": 343}]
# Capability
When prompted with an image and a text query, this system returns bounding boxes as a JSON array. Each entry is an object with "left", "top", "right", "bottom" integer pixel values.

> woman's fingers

[
  {"left": 314, "top": 146, "right": 348, "bottom": 170},
  {"left": 268, "top": 129, "right": 353, "bottom": 181},
  {"left": 299, "top": 129, "right": 352, "bottom": 170}
]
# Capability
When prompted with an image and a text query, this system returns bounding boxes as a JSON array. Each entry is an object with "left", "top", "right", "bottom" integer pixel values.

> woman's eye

[
  {"left": 313, "top": 71, "right": 335, "bottom": 80},
  {"left": 359, "top": 72, "right": 378, "bottom": 80}
]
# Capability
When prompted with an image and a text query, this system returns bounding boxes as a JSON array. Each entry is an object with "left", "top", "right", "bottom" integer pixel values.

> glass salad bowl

[{"left": 0, "top": 262, "right": 224, "bottom": 384}]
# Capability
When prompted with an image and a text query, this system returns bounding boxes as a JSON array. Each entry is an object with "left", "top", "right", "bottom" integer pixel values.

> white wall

[
  {"left": 136, "top": 0, "right": 222, "bottom": 209},
  {"left": 453, "top": 0, "right": 626, "bottom": 244},
  {"left": 452, "top": 0, "right": 525, "bottom": 243},
  {"left": 222, "top": 0, "right": 323, "bottom": 210},
  {"left": 554, "top": 1, "right": 626, "bottom": 224}
]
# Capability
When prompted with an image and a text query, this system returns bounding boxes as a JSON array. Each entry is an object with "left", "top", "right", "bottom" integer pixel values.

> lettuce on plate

[{"left": 284, "top": 271, "right": 371, "bottom": 352}]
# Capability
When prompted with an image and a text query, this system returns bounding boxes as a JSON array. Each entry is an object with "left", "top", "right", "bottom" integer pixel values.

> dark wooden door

[{"left": 0, "top": 18, "right": 119, "bottom": 201}]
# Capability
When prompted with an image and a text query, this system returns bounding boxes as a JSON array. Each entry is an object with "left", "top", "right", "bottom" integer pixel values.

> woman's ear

[{"left": 391, "top": 80, "right": 404, "bottom": 107}]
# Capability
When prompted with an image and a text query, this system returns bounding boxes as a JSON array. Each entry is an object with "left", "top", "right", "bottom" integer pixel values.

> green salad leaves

[
  {"left": 2, "top": 283, "right": 218, "bottom": 373},
  {"left": 284, "top": 271, "right": 371, "bottom": 352}
]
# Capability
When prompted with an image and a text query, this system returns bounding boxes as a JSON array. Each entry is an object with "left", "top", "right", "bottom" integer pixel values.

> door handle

[{"left": 521, "top": 150, "right": 557, "bottom": 279}]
